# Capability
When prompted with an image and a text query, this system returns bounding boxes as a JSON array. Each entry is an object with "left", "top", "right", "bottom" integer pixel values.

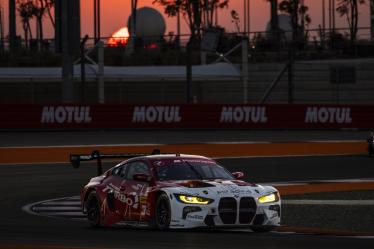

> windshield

[{"left": 154, "top": 159, "right": 234, "bottom": 181}]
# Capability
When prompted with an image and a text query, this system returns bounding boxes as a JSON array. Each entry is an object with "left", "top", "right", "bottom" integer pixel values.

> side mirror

[
  {"left": 232, "top": 172, "right": 245, "bottom": 180},
  {"left": 133, "top": 173, "right": 152, "bottom": 183}
]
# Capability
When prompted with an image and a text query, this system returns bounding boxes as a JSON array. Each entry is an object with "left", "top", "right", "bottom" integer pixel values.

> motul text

[
  {"left": 41, "top": 106, "right": 92, "bottom": 124},
  {"left": 220, "top": 106, "right": 268, "bottom": 123},
  {"left": 132, "top": 106, "right": 182, "bottom": 123},
  {"left": 305, "top": 107, "right": 352, "bottom": 124}
]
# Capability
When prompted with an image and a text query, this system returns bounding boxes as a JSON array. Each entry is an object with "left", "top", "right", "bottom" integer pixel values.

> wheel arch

[
  {"left": 150, "top": 190, "right": 170, "bottom": 216},
  {"left": 155, "top": 190, "right": 169, "bottom": 199},
  {"left": 153, "top": 190, "right": 172, "bottom": 230},
  {"left": 83, "top": 188, "right": 98, "bottom": 212}
]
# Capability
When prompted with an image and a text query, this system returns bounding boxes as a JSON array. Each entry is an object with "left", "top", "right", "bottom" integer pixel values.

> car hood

[
  {"left": 157, "top": 179, "right": 255, "bottom": 188},
  {"left": 158, "top": 179, "right": 276, "bottom": 198}
]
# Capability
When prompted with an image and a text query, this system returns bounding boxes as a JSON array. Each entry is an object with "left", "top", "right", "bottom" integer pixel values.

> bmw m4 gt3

[{"left": 70, "top": 151, "right": 281, "bottom": 231}]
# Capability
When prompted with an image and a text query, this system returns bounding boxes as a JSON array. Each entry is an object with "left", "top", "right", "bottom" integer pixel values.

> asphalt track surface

[
  {"left": 1, "top": 131, "right": 374, "bottom": 249},
  {"left": 0, "top": 130, "right": 369, "bottom": 147},
  {"left": 0, "top": 156, "right": 374, "bottom": 248}
]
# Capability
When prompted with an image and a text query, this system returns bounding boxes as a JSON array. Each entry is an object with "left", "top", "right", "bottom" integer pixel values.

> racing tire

[
  {"left": 86, "top": 191, "right": 102, "bottom": 227},
  {"left": 154, "top": 193, "right": 171, "bottom": 230}
]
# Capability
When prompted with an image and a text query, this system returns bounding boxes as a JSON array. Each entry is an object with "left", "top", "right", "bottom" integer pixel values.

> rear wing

[{"left": 70, "top": 149, "right": 161, "bottom": 176}]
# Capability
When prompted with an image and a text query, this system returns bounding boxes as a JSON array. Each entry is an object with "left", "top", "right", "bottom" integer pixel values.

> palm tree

[
  {"left": 336, "top": 0, "right": 366, "bottom": 46},
  {"left": 230, "top": 9, "right": 240, "bottom": 33},
  {"left": 17, "top": 0, "right": 55, "bottom": 50},
  {"left": 45, "top": 0, "right": 55, "bottom": 29},
  {"left": 9, "top": 0, "right": 17, "bottom": 51},
  {"left": 278, "top": 0, "right": 311, "bottom": 43},
  {"left": 153, "top": 0, "right": 229, "bottom": 44},
  {"left": 30, "top": 0, "right": 47, "bottom": 50},
  {"left": 17, "top": 0, "right": 34, "bottom": 48}
]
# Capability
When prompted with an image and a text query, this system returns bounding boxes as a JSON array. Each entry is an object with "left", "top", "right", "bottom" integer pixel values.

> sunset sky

[{"left": 0, "top": 0, "right": 371, "bottom": 39}]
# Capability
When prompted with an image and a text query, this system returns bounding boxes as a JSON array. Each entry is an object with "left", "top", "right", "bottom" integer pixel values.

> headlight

[
  {"left": 175, "top": 194, "right": 214, "bottom": 205},
  {"left": 258, "top": 192, "right": 279, "bottom": 203}
]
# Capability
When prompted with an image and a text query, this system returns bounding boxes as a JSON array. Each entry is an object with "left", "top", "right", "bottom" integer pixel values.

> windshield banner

[{"left": 0, "top": 104, "right": 372, "bottom": 129}]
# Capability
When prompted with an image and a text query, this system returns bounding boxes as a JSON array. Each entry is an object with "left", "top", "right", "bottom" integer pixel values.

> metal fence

[
  {"left": 1, "top": 58, "right": 374, "bottom": 105},
  {"left": 0, "top": 27, "right": 372, "bottom": 63},
  {"left": 0, "top": 28, "right": 373, "bottom": 104}
]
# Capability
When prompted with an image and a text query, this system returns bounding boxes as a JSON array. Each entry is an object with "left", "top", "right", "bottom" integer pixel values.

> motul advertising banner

[{"left": 0, "top": 104, "right": 373, "bottom": 129}]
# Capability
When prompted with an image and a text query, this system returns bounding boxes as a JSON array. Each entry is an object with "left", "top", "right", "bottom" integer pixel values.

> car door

[
  {"left": 99, "top": 163, "right": 128, "bottom": 226},
  {"left": 122, "top": 160, "right": 152, "bottom": 221}
]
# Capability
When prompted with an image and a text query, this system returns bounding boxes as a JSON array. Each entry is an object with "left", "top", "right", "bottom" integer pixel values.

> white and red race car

[{"left": 71, "top": 151, "right": 281, "bottom": 231}]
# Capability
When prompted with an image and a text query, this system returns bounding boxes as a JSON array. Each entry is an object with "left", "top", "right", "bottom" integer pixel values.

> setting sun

[{"left": 107, "top": 27, "right": 130, "bottom": 47}]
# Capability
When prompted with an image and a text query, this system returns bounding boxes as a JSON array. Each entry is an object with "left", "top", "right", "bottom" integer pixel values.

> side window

[
  {"left": 125, "top": 161, "right": 150, "bottom": 180},
  {"left": 112, "top": 163, "right": 127, "bottom": 178}
]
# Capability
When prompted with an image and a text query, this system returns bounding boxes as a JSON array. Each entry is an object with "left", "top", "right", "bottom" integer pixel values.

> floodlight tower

[
  {"left": 269, "top": 0, "right": 279, "bottom": 43},
  {"left": 322, "top": 0, "right": 326, "bottom": 32},
  {"left": 248, "top": 0, "right": 251, "bottom": 35},
  {"left": 0, "top": 2, "right": 4, "bottom": 53},
  {"left": 9, "top": 0, "right": 16, "bottom": 51},
  {"left": 328, "top": 0, "right": 336, "bottom": 33},
  {"left": 371, "top": 0, "right": 374, "bottom": 40},
  {"left": 130, "top": 0, "right": 138, "bottom": 37},
  {"left": 177, "top": 3, "right": 181, "bottom": 47},
  {"left": 243, "top": 0, "right": 251, "bottom": 35},
  {"left": 55, "top": 0, "right": 81, "bottom": 103},
  {"left": 126, "top": 0, "right": 138, "bottom": 54},
  {"left": 94, "top": 0, "right": 101, "bottom": 44}
]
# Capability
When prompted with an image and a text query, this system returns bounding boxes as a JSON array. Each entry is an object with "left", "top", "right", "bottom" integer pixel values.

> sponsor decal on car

[
  {"left": 217, "top": 185, "right": 252, "bottom": 195},
  {"left": 217, "top": 190, "right": 229, "bottom": 195},
  {"left": 141, "top": 205, "right": 147, "bottom": 217},
  {"left": 154, "top": 161, "right": 165, "bottom": 166},
  {"left": 170, "top": 224, "right": 185, "bottom": 228},
  {"left": 140, "top": 196, "right": 147, "bottom": 205},
  {"left": 131, "top": 184, "right": 144, "bottom": 191},
  {"left": 184, "top": 160, "right": 216, "bottom": 164},
  {"left": 103, "top": 183, "right": 139, "bottom": 209},
  {"left": 186, "top": 214, "right": 204, "bottom": 221}
]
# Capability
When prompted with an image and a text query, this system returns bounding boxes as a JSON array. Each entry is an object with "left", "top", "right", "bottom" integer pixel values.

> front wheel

[
  {"left": 85, "top": 192, "right": 101, "bottom": 227},
  {"left": 154, "top": 193, "right": 171, "bottom": 230}
]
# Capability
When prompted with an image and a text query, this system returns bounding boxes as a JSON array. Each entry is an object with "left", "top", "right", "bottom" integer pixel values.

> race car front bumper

[{"left": 169, "top": 196, "right": 281, "bottom": 229}]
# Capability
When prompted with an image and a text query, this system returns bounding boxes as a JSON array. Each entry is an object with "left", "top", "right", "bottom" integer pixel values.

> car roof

[{"left": 129, "top": 154, "right": 213, "bottom": 161}]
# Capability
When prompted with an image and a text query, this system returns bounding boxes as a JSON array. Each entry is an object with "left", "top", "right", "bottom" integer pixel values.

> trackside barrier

[{"left": 0, "top": 104, "right": 373, "bottom": 129}]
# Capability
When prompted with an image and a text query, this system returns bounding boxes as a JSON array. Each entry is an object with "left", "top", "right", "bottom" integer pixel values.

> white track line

[
  {"left": 37, "top": 212, "right": 85, "bottom": 217},
  {"left": 262, "top": 178, "right": 374, "bottom": 186},
  {"left": 33, "top": 206, "right": 82, "bottom": 211},
  {"left": 39, "top": 201, "right": 81, "bottom": 206},
  {"left": 1, "top": 153, "right": 363, "bottom": 166},
  {"left": 205, "top": 141, "right": 271, "bottom": 144},
  {"left": 283, "top": 200, "right": 374, "bottom": 206},
  {"left": 307, "top": 140, "right": 363, "bottom": 143},
  {"left": 0, "top": 143, "right": 165, "bottom": 149},
  {"left": 23, "top": 194, "right": 374, "bottom": 238},
  {"left": 346, "top": 236, "right": 374, "bottom": 239},
  {"left": 213, "top": 153, "right": 360, "bottom": 160},
  {"left": 0, "top": 140, "right": 364, "bottom": 149}
]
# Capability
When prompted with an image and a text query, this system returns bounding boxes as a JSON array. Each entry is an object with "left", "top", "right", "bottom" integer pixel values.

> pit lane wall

[{"left": 0, "top": 104, "right": 372, "bottom": 129}]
